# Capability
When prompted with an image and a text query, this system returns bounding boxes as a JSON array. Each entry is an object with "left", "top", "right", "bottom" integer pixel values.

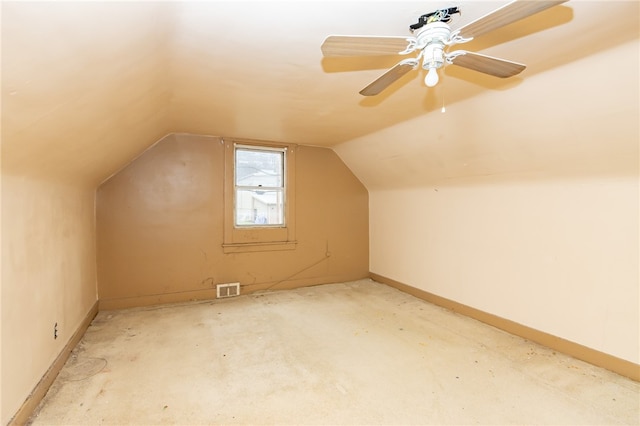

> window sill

[{"left": 222, "top": 241, "right": 297, "bottom": 254}]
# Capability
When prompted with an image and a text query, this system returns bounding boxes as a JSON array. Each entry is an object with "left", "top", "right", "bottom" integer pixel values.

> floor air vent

[{"left": 216, "top": 282, "right": 240, "bottom": 298}]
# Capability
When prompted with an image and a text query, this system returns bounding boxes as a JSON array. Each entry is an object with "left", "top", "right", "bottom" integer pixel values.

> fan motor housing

[{"left": 415, "top": 22, "right": 451, "bottom": 47}]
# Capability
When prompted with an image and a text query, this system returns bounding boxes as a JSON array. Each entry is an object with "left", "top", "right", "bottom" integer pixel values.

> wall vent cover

[{"left": 216, "top": 282, "right": 240, "bottom": 298}]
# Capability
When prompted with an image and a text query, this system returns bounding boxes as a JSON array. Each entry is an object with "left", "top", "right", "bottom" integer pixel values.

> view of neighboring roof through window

[{"left": 235, "top": 146, "right": 285, "bottom": 227}]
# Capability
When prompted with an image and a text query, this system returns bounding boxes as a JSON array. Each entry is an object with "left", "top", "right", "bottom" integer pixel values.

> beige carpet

[{"left": 30, "top": 279, "right": 639, "bottom": 425}]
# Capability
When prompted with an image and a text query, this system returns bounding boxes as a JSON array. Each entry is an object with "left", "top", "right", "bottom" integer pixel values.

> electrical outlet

[{"left": 54, "top": 322, "right": 58, "bottom": 339}]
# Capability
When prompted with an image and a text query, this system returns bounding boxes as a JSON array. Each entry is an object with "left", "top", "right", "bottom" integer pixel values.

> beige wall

[
  {"left": 1, "top": 174, "right": 97, "bottom": 425},
  {"left": 96, "top": 134, "right": 369, "bottom": 309},
  {"left": 368, "top": 177, "right": 639, "bottom": 364},
  {"left": 335, "top": 38, "right": 639, "bottom": 365}
]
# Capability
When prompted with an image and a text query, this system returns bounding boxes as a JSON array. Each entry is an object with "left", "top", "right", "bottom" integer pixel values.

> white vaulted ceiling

[{"left": 2, "top": 1, "right": 638, "bottom": 186}]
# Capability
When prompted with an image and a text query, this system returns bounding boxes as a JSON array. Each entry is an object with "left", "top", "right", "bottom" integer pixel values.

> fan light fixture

[
  {"left": 320, "top": 0, "right": 568, "bottom": 96},
  {"left": 417, "top": 22, "right": 448, "bottom": 88}
]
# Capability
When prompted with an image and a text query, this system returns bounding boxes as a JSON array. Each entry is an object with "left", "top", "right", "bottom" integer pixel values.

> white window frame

[
  {"left": 222, "top": 138, "right": 297, "bottom": 253},
  {"left": 234, "top": 144, "right": 287, "bottom": 228}
]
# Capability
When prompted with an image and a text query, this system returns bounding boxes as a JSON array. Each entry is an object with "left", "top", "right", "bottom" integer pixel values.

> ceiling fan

[{"left": 321, "top": 0, "right": 568, "bottom": 96}]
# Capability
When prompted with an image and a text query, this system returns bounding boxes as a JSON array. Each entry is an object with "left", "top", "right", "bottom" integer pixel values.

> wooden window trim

[{"left": 222, "top": 138, "right": 297, "bottom": 253}]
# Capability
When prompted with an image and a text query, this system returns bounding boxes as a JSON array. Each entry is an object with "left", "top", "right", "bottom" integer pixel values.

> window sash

[{"left": 234, "top": 145, "right": 286, "bottom": 228}]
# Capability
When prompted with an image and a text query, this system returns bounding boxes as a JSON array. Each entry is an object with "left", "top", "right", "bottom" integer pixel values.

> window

[
  {"left": 235, "top": 146, "right": 285, "bottom": 227},
  {"left": 223, "top": 138, "right": 297, "bottom": 253}
]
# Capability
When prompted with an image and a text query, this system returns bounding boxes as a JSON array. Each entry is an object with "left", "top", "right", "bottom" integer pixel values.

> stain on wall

[{"left": 96, "top": 134, "right": 369, "bottom": 309}]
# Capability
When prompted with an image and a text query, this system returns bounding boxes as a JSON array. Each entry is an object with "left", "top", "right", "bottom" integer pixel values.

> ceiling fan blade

[
  {"left": 455, "top": 0, "right": 568, "bottom": 40},
  {"left": 321, "top": 35, "right": 415, "bottom": 57},
  {"left": 359, "top": 59, "right": 418, "bottom": 96},
  {"left": 448, "top": 51, "right": 525, "bottom": 78}
]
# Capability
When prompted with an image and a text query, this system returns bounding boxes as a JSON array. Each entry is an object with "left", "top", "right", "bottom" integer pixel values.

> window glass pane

[
  {"left": 236, "top": 149, "right": 283, "bottom": 187},
  {"left": 235, "top": 189, "right": 284, "bottom": 226}
]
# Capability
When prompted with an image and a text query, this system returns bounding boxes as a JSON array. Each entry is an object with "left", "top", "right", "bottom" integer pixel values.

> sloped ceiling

[{"left": 2, "top": 1, "right": 638, "bottom": 186}]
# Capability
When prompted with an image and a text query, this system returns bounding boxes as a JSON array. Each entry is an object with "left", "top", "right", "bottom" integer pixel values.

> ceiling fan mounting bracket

[{"left": 409, "top": 7, "right": 461, "bottom": 32}]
